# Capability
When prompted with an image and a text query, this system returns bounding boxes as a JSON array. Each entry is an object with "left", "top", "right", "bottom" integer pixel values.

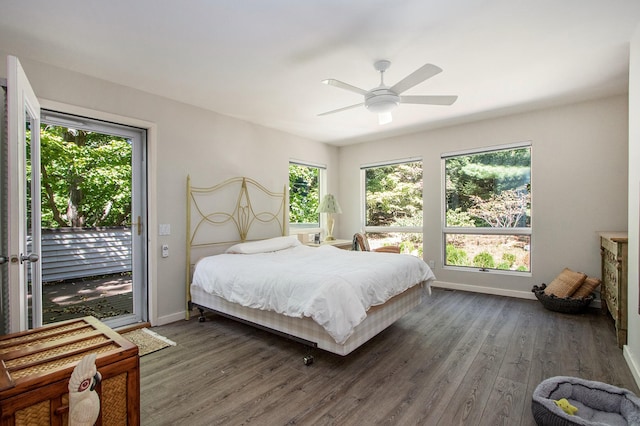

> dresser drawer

[{"left": 602, "top": 252, "right": 620, "bottom": 313}]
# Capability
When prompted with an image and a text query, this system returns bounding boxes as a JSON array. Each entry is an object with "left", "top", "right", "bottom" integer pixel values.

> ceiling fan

[{"left": 319, "top": 60, "right": 458, "bottom": 125}]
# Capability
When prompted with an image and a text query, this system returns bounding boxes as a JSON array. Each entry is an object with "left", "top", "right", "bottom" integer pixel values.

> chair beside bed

[{"left": 353, "top": 232, "right": 401, "bottom": 253}]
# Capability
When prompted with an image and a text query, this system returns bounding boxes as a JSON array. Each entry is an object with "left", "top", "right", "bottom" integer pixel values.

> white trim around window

[
  {"left": 441, "top": 141, "right": 532, "bottom": 274},
  {"left": 289, "top": 160, "right": 326, "bottom": 233}
]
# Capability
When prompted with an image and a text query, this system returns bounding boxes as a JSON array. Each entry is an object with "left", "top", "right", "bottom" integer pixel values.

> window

[
  {"left": 443, "top": 143, "right": 531, "bottom": 273},
  {"left": 289, "top": 162, "right": 324, "bottom": 229},
  {"left": 362, "top": 159, "right": 423, "bottom": 256}
]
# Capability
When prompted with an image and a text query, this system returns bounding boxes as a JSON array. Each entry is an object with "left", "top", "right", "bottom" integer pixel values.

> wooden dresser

[
  {"left": 0, "top": 316, "right": 139, "bottom": 425},
  {"left": 599, "top": 232, "right": 628, "bottom": 348}
]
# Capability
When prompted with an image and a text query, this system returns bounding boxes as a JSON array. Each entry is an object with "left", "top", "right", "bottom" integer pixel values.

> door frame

[
  {"left": 6, "top": 56, "right": 41, "bottom": 332},
  {"left": 40, "top": 99, "right": 159, "bottom": 326},
  {"left": 41, "top": 110, "right": 148, "bottom": 328}
]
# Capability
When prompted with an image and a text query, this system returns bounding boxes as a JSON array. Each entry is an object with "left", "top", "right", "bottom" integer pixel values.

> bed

[{"left": 186, "top": 176, "right": 435, "bottom": 357}]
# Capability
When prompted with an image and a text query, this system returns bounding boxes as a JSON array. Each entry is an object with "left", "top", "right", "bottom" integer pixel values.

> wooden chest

[
  {"left": 600, "top": 232, "right": 628, "bottom": 348},
  {"left": 0, "top": 316, "right": 139, "bottom": 425}
]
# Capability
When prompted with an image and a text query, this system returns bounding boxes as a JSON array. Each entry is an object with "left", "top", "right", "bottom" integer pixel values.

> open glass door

[
  {"left": 6, "top": 55, "right": 41, "bottom": 332},
  {"left": 3, "top": 56, "right": 147, "bottom": 332},
  {"left": 38, "top": 112, "right": 147, "bottom": 329}
]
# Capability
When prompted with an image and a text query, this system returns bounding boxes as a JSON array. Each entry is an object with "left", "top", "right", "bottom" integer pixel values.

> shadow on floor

[{"left": 41, "top": 275, "right": 132, "bottom": 323}]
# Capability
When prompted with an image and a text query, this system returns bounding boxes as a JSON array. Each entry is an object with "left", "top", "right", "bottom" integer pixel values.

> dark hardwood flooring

[{"left": 139, "top": 289, "right": 638, "bottom": 425}]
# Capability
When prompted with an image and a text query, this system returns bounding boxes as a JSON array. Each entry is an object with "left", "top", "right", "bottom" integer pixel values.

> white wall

[
  {"left": 0, "top": 51, "right": 338, "bottom": 325},
  {"left": 626, "top": 23, "right": 640, "bottom": 386},
  {"left": 339, "top": 95, "right": 628, "bottom": 297},
  {"left": 2, "top": 47, "right": 635, "bottom": 375}
]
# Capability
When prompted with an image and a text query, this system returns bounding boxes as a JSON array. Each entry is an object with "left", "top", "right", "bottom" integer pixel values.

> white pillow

[{"left": 225, "top": 236, "right": 301, "bottom": 254}]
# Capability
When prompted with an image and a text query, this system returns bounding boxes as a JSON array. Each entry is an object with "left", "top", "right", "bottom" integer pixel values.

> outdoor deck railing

[{"left": 35, "top": 227, "right": 132, "bottom": 282}]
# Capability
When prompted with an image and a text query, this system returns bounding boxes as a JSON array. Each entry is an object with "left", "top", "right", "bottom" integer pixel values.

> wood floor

[{"left": 139, "top": 289, "right": 638, "bottom": 425}]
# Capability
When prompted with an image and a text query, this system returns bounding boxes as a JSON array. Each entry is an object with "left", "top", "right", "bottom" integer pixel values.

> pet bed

[{"left": 531, "top": 376, "right": 640, "bottom": 425}]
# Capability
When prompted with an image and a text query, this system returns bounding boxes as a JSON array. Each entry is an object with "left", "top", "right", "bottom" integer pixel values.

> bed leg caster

[
  {"left": 198, "top": 308, "right": 206, "bottom": 322},
  {"left": 303, "top": 355, "right": 314, "bottom": 366}
]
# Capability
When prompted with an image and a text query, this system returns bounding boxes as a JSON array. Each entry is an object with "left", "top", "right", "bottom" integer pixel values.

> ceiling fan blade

[
  {"left": 322, "top": 79, "right": 368, "bottom": 95},
  {"left": 318, "top": 102, "right": 365, "bottom": 116},
  {"left": 391, "top": 64, "right": 443, "bottom": 95},
  {"left": 378, "top": 112, "right": 393, "bottom": 125},
  {"left": 400, "top": 95, "right": 458, "bottom": 105}
]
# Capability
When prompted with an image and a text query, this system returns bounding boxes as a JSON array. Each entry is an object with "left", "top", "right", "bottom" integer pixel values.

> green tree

[
  {"left": 39, "top": 125, "right": 132, "bottom": 228},
  {"left": 473, "top": 252, "right": 495, "bottom": 269},
  {"left": 445, "top": 148, "right": 530, "bottom": 217},
  {"left": 365, "top": 162, "right": 422, "bottom": 226},
  {"left": 467, "top": 189, "right": 531, "bottom": 228},
  {"left": 445, "top": 207, "right": 476, "bottom": 227},
  {"left": 289, "top": 164, "right": 319, "bottom": 224},
  {"left": 446, "top": 244, "right": 469, "bottom": 266}
]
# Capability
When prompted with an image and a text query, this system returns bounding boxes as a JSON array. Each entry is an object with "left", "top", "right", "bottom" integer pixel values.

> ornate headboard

[{"left": 185, "top": 176, "right": 287, "bottom": 315}]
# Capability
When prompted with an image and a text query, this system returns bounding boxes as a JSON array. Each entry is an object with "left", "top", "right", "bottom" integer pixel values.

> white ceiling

[{"left": 1, "top": 1, "right": 639, "bottom": 146}]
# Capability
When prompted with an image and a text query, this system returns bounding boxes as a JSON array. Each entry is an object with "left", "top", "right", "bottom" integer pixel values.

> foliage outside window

[
  {"left": 443, "top": 144, "right": 531, "bottom": 272},
  {"left": 37, "top": 124, "right": 132, "bottom": 229},
  {"left": 289, "top": 163, "right": 321, "bottom": 228},
  {"left": 363, "top": 160, "right": 423, "bottom": 256}
]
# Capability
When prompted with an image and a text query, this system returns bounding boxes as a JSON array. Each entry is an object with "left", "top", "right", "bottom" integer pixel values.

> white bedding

[{"left": 191, "top": 243, "right": 435, "bottom": 344}]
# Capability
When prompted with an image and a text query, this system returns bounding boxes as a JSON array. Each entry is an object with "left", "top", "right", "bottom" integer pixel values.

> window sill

[{"left": 442, "top": 265, "right": 532, "bottom": 278}]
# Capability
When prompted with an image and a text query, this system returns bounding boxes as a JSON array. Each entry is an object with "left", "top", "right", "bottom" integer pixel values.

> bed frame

[{"left": 185, "top": 176, "right": 425, "bottom": 358}]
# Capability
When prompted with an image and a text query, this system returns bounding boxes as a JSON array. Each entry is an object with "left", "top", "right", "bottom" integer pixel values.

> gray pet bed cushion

[{"left": 532, "top": 376, "right": 640, "bottom": 426}]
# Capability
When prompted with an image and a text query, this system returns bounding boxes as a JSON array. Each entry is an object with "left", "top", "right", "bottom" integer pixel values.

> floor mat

[{"left": 121, "top": 328, "right": 176, "bottom": 356}]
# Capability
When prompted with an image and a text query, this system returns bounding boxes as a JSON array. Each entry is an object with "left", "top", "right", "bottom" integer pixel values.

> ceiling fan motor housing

[{"left": 365, "top": 88, "right": 400, "bottom": 113}]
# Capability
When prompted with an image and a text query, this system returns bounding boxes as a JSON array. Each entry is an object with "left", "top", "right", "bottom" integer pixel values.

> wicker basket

[{"left": 532, "top": 284, "right": 594, "bottom": 314}]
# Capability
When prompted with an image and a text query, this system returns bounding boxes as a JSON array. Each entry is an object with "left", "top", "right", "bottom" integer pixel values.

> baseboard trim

[
  {"left": 624, "top": 346, "right": 640, "bottom": 390},
  {"left": 430, "top": 280, "right": 602, "bottom": 308},
  {"left": 156, "top": 311, "right": 186, "bottom": 326},
  {"left": 431, "top": 280, "right": 537, "bottom": 300}
]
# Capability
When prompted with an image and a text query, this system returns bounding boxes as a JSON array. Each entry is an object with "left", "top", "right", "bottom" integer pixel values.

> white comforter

[{"left": 191, "top": 244, "right": 435, "bottom": 344}]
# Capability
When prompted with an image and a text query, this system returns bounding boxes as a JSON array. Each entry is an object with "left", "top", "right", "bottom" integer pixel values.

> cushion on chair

[
  {"left": 353, "top": 233, "right": 401, "bottom": 253},
  {"left": 373, "top": 245, "right": 401, "bottom": 254}
]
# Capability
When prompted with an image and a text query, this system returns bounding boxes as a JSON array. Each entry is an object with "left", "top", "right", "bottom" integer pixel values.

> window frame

[
  {"left": 441, "top": 142, "right": 532, "bottom": 275},
  {"left": 361, "top": 157, "right": 423, "bottom": 252},
  {"left": 288, "top": 160, "right": 326, "bottom": 232}
]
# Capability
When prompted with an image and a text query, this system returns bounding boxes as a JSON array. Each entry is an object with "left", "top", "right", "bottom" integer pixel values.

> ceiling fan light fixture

[
  {"left": 378, "top": 112, "right": 393, "bottom": 125},
  {"left": 365, "top": 90, "right": 400, "bottom": 114}
]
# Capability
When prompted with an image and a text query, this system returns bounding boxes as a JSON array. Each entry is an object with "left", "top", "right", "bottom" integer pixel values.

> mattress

[
  {"left": 190, "top": 238, "right": 435, "bottom": 344},
  {"left": 190, "top": 282, "right": 426, "bottom": 356}
]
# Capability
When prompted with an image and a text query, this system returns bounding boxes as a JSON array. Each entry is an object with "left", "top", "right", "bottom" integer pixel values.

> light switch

[
  {"left": 159, "top": 224, "right": 171, "bottom": 236},
  {"left": 161, "top": 244, "right": 169, "bottom": 258}
]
